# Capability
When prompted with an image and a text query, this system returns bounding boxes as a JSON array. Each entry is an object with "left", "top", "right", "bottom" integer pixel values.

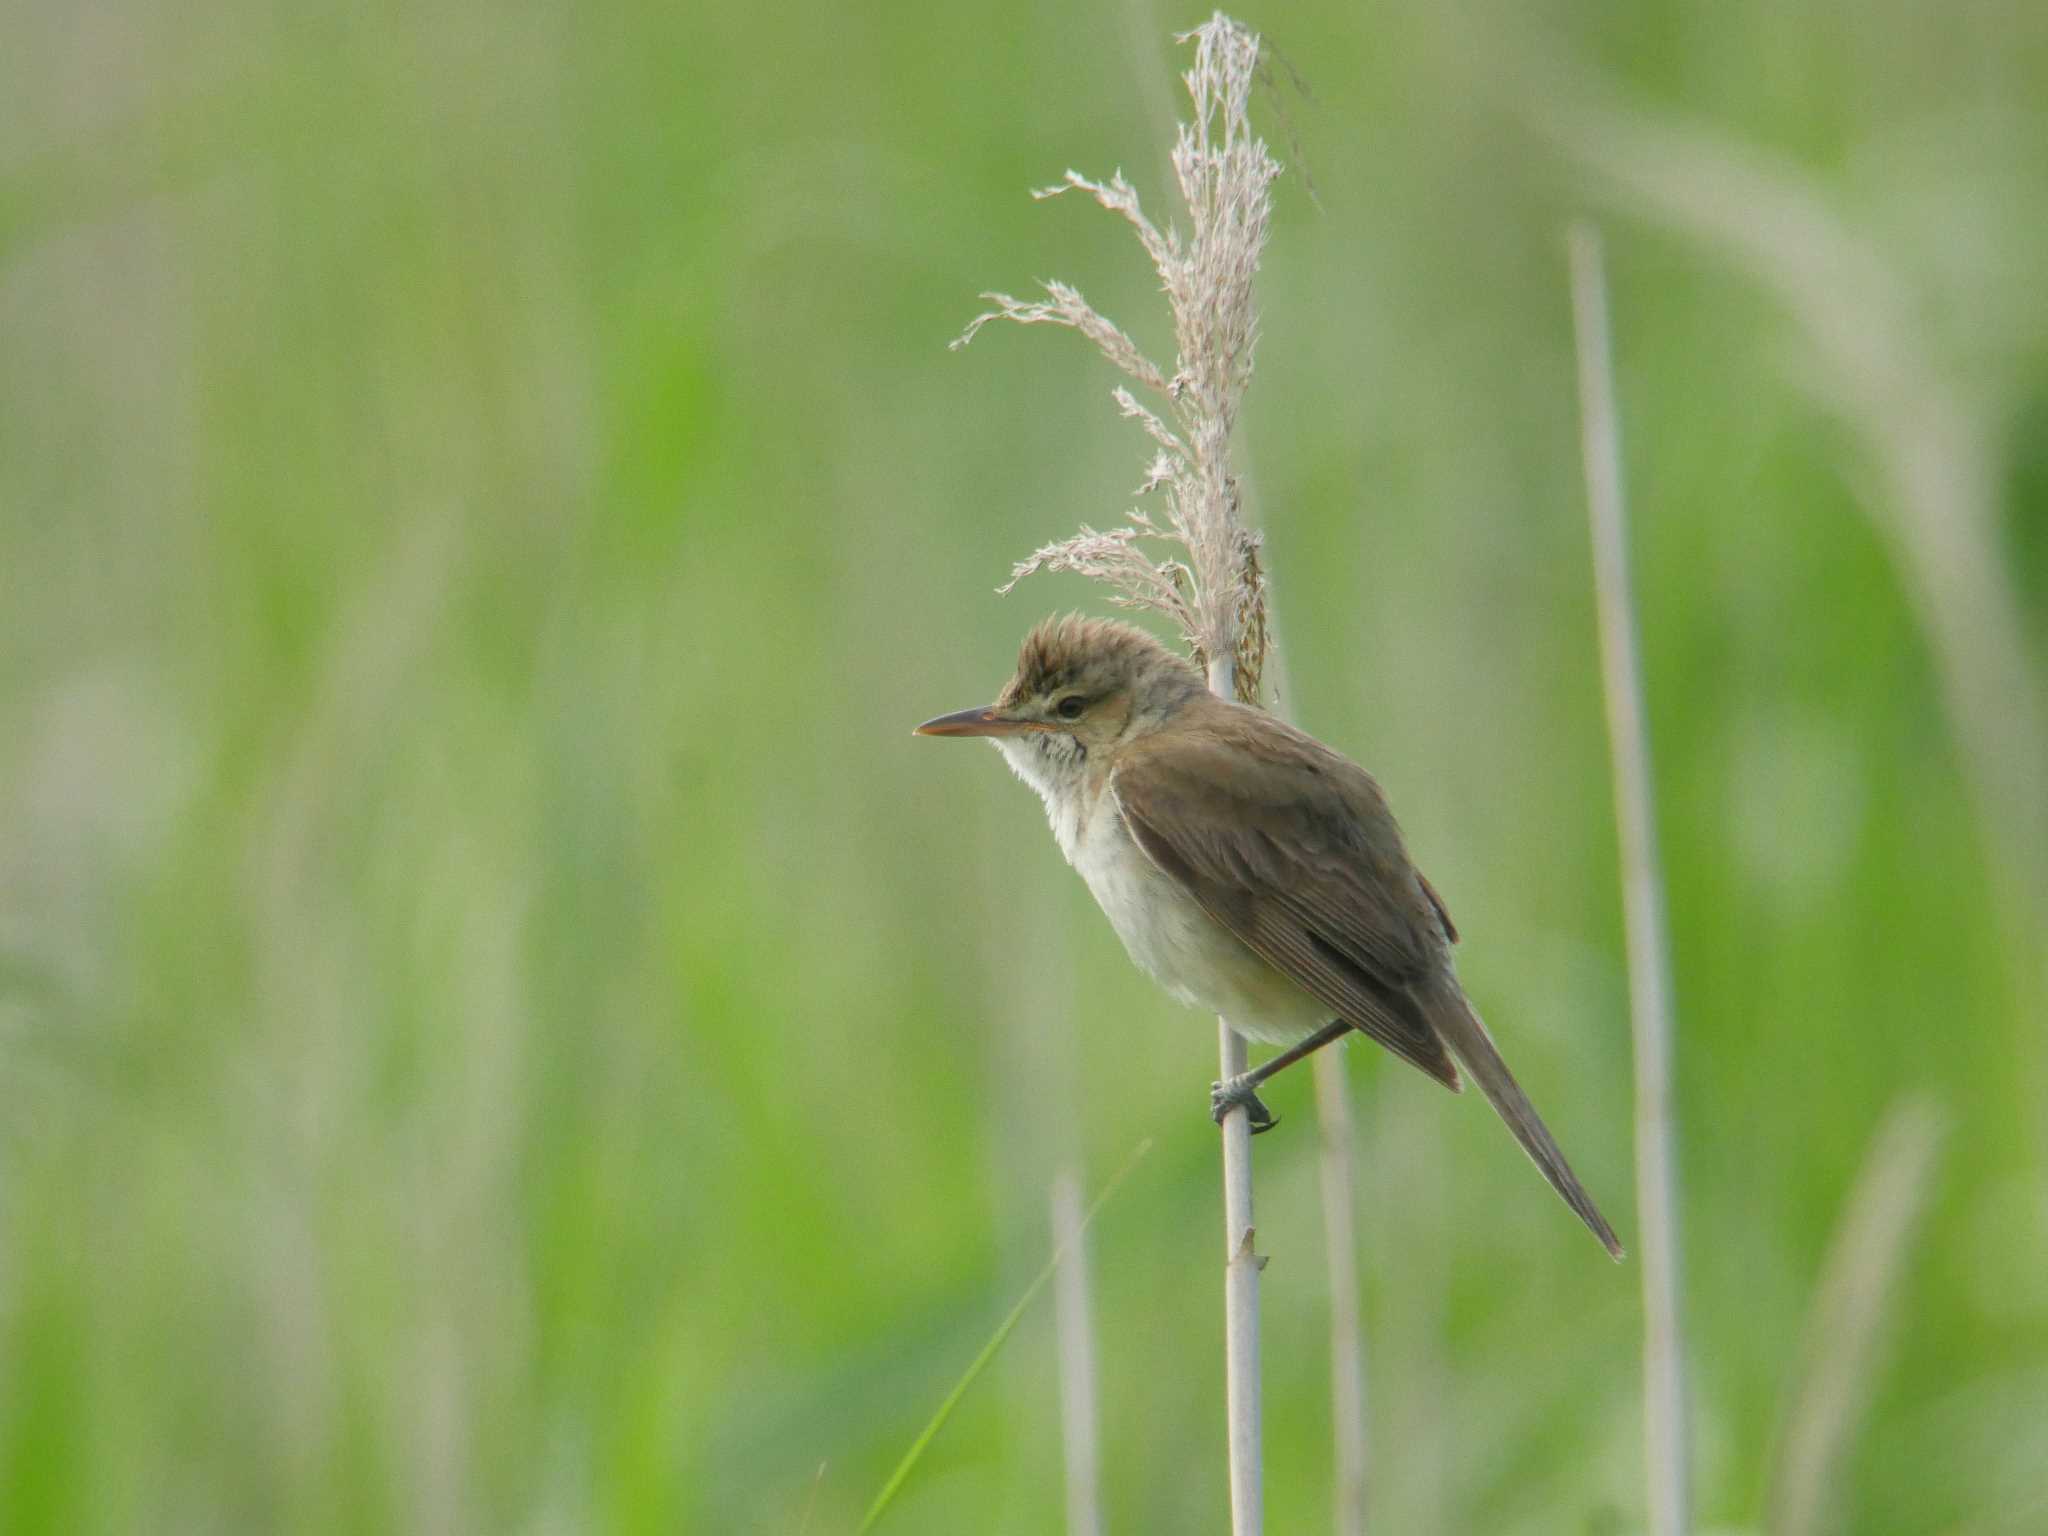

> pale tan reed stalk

[
  {"left": 1314, "top": 1051, "right": 1369, "bottom": 1535},
  {"left": 1269, "top": 628, "right": 1370, "bottom": 1535},
  {"left": 1526, "top": 45, "right": 2048, "bottom": 1036},
  {"left": 1767, "top": 1099, "right": 1945, "bottom": 1536},
  {"left": 956, "top": 17, "right": 1281, "bottom": 1529},
  {"left": 1568, "top": 222, "right": 1692, "bottom": 1536},
  {"left": 1050, "top": 1169, "right": 1104, "bottom": 1536}
]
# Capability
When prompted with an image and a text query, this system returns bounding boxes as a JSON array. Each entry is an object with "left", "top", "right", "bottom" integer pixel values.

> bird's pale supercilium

[{"left": 916, "top": 615, "right": 1622, "bottom": 1258}]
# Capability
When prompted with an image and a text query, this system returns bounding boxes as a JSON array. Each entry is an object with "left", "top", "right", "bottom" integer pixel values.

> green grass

[
  {"left": 2, "top": 2, "right": 2045, "bottom": 1532},
  {"left": 857, "top": 1141, "right": 1148, "bottom": 1534}
]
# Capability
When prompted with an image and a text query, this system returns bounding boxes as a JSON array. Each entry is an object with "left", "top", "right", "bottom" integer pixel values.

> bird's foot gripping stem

[{"left": 1210, "top": 1074, "right": 1279, "bottom": 1135}]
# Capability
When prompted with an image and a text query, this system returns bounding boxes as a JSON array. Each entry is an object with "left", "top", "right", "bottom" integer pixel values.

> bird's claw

[{"left": 1210, "top": 1075, "right": 1279, "bottom": 1135}]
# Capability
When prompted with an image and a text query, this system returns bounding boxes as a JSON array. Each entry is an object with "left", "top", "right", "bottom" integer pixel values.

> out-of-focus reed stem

[
  {"left": 1314, "top": 1051, "right": 1369, "bottom": 1535},
  {"left": 1050, "top": 1168, "right": 1104, "bottom": 1536},
  {"left": 1768, "top": 1098, "right": 1945, "bottom": 1536},
  {"left": 1266, "top": 622, "right": 1369, "bottom": 1536},
  {"left": 1568, "top": 221, "right": 1691, "bottom": 1536}
]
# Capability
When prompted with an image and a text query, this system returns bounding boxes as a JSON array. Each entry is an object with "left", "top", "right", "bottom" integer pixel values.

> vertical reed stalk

[
  {"left": 957, "top": 17, "right": 1281, "bottom": 1530},
  {"left": 1314, "top": 1050, "right": 1369, "bottom": 1535},
  {"left": 1568, "top": 222, "right": 1691, "bottom": 1536},
  {"left": 1051, "top": 1169, "right": 1104, "bottom": 1536},
  {"left": 1267, "top": 626, "right": 1369, "bottom": 1536},
  {"left": 1767, "top": 1098, "right": 1945, "bottom": 1536}
]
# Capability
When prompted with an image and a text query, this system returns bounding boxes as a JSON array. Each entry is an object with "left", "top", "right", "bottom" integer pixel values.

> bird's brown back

[{"left": 1110, "top": 693, "right": 1461, "bottom": 1087}]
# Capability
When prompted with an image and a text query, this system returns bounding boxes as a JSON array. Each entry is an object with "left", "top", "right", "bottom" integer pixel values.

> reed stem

[{"left": 1569, "top": 220, "right": 1691, "bottom": 1536}]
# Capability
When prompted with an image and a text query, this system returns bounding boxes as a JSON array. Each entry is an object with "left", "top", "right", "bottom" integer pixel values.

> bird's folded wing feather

[{"left": 1110, "top": 714, "right": 1462, "bottom": 1090}]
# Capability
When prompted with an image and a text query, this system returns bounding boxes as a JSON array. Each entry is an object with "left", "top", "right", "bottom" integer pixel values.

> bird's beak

[{"left": 913, "top": 705, "right": 1043, "bottom": 738}]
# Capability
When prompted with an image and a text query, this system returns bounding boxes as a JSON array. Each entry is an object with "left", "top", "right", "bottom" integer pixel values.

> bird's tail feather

[{"left": 1427, "top": 983, "right": 1625, "bottom": 1260}]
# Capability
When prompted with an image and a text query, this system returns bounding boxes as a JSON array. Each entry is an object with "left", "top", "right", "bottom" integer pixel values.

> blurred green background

[{"left": 4, "top": 1, "right": 2045, "bottom": 1531}]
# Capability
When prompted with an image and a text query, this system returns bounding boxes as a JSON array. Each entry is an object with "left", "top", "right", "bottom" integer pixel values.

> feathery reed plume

[
  {"left": 1767, "top": 1098, "right": 1946, "bottom": 1536},
  {"left": 1568, "top": 223, "right": 1692, "bottom": 1536},
  {"left": 956, "top": 13, "right": 1276, "bottom": 708},
  {"left": 955, "top": 16, "right": 1280, "bottom": 1531}
]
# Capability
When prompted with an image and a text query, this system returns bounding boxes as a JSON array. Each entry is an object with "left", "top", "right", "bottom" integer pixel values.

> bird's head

[{"left": 914, "top": 615, "right": 1205, "bottom": 794}]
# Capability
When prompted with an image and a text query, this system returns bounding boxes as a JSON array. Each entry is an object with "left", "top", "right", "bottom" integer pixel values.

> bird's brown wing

[{"left": 1110, "top": 707, "right": 1462, "bottom": 1090}]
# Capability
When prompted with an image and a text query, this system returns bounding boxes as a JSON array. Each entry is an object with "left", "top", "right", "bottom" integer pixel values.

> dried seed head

[{"left": 956, "top": 13, "right": 1279, "bottom": 704}]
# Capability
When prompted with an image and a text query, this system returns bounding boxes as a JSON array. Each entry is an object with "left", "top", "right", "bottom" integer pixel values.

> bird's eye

[{"left": 1056, "top": 695, "right": 1086, "bottom": 720}]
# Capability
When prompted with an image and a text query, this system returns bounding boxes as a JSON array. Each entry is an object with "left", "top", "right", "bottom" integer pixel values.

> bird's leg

[{"left": 1210, "top": 1019, "right": 1355, "bottom": 1135}]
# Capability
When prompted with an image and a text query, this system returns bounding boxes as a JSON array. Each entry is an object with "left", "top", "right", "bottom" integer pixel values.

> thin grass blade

[{"left": 856, "top": 1140, "right": 1152, "bottom": 1536}]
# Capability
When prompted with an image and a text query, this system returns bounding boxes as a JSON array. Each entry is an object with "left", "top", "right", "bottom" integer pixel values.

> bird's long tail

[{"left": 1426, "top": 981, "right": 1625, "bottom": 1260}]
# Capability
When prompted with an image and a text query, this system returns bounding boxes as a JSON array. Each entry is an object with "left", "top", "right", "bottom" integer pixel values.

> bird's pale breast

[{"left": 1070, "top": 784, "right": 1331, "bottom": 1047}]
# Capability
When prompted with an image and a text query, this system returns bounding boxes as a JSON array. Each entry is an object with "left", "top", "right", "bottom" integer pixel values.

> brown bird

[{"left": 917, "top": 615, "right": 1622, "bottom": 1258}]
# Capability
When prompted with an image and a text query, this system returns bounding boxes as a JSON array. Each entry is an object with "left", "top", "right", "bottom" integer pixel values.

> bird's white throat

[{"left": 992, "top": 733, "right": 1095, "bottom": 858}]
